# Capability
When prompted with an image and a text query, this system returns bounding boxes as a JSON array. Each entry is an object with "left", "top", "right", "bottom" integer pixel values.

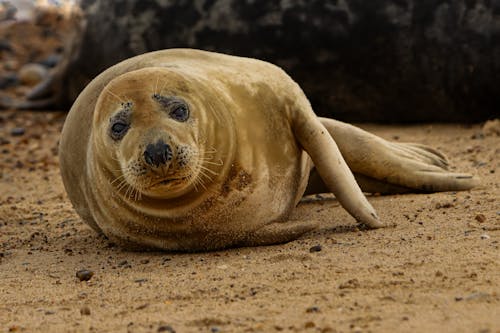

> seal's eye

[
  {"left": 170, "top": 104, "right": 189, "bottom": 122},
  {"left": 110, "top": 121, "right": 129, "bottom": 140}
]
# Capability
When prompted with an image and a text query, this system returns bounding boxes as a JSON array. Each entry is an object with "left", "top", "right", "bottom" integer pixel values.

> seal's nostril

[
  {"left": 144, "top": 140, "right": 172, "bottom": 167},
  {"left": 144, "top": 148, "right": 154, "bottom": 166}
]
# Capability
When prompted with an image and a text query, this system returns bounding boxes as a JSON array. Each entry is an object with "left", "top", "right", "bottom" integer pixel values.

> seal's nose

[{"left": 144, "top": 140, "right": 172, "bottom": 167}]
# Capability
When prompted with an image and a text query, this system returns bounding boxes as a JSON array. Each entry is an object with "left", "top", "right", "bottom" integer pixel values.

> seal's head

[{"left": 91, "top": 67, "right": 225, "bottom": 201}]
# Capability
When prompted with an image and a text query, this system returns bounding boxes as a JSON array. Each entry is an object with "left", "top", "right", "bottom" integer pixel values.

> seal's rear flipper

[{"left": 318, "top": 118, "right": 479, "bottom": 193}]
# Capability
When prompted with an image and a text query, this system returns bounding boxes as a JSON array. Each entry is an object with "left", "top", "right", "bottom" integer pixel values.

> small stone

[
  {"left": 475, "top": 214, "right": 486, "bottom": 223},
  {"left": 482, "top": 119, "right": 500, "bottom": 136},
  {"left": 309, "top": 245, "right": 322, "bottom": 252},
  {"left": 0, "top": 40, "right": 12, "bottom": 52},
  {"left": 76, "top": 269, "right": 94, "bottom": 281},
  {"left": 339, "top": 278, "right": 359, "bottom": 289},
  {"left": 135, "top": 303, "right": 148, "bottom": 310},
  {"left": 480, "top": 234, "right": 490, "bottom": 240},
  {"left": 0, "top": 73, "right": 18, "bottom": 89},
  {"left": 157, "top": 325, "right": 176, "bottom": 333},
  {"left": 80, "top": 306, "right": 91, "bottom": 315},
  {"left": 10, "top": 127, "right": 25, "bottom": 136},
  {"left": 3, "top": 59, "right": 18, "bottom": 71},
  {"left": 304, "top": 321, "right": 315, "bottom": 328},
  {"left": 306, "top": 306, "right": 320, "bottom": 313},
  {"left": 140, "top": 259, "right": 150, "bottom": 264},
  {"left": 18, "top": 63, "right": 48, "bottom": 86},
  {"left": 435, "top": 271, "right": 443, "bottom": 277},
  {"left": 210, "top": 327, "right": 220, "bottom": 333},
  {"left": 39, "top": 54, "right": 61, "bottom": 68},
  {"left": 118, "top": 260, "right": 128, "bottom": 266}
]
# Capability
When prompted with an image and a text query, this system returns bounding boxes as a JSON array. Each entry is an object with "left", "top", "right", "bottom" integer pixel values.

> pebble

[
  {"left": 482, "top": 119, "right": 500, "bottom": 136},
  {"left": 3, "top": 59, "right": 18, "bottom": 71},
  {"left": 10, "top": 127, "right": 25, "bottom": 136},
  {"left": 306, "top": 306, "right": 320, "bottom": 313},
  {"left": 76, "top": 269, "right": 94, "bottom": 281},
  {"left": 39, "top": 54, "right": 61, "bottom": 68},
  {"left": 0, "top": 73, "right": 18, "bottom": 89},
  {"left": 0, "top": 40, "right": 13, "bottom": 52},
  {"left": 18, "top": 63, "right": 48, "bottom": 86},
  {"left": 480, "top": 234, "right": 490, "bottom": 240},
  {"left": 210, "top": 327, "right": 220, "bottom": 333},
  {"left": 475, "top": 214, "right": 486, "bottom": 223},
  {"left": 309, "top": 245, "right": 322, "bottom": 252},
  {"left": 80, "top": 306, "right": 91, "bottom": 315},
  {"left": 157, "top": 325, "right": 176, "bottom": 333}
]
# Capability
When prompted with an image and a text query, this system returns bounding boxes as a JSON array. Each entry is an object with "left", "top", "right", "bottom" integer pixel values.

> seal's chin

[{"left": 138, "top": 174, "right": 195, "bottom": 199}]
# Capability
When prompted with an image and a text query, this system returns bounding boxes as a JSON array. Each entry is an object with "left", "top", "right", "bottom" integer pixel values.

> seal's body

[{"left": 59, "top": 49, "right": 477, "bottom": 251}]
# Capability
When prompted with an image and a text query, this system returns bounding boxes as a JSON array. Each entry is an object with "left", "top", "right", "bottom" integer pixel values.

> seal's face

[{"left": 92, "top": 67, "right": 216, "bottom": 200}]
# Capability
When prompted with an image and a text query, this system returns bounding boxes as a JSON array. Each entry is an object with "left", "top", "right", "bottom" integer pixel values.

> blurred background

[{"left": 0, "top": 0, "right": 499, "bottom": 122}]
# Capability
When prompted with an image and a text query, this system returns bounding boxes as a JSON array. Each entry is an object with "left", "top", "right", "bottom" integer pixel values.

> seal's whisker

[
  {"left": 192, "top": 174, "right": 220, "bottom": 197},
  {"left": 158, "top": 78, "right": 170, "bottom": 96},
  {"left": 200, "top": 159, "right": 224, "bottom": 166},
  {"left": 105, "top": 88, "right": 125, "bottom": 104},
  {"left": 197, "top": 169, "right": 214, "bottom": 183},
  {"left": 125, "top": 182, "right": 135, "bottom": 200},
  {"left": 132, "top": 183, "right": 142, "bottom": 201},
  {"left": 198, "top": 165, "right": 218, "bottom": 176},
  {"left": 113, "top": 175, "right": 129, "bottom": 189},
  {"left": 154, "top": 74, "right": 159, "bottom": 96},
  {"left": 193, "top": 175, "right": 208, "bottom": 191},
  {"left": 110, "top": 174, "right": 127, "bottom": 186}
]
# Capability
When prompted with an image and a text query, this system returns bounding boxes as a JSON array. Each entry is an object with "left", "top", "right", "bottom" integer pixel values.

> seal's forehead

[
  {"left": 94, "top": 67, "right": 195, "bottom": 123},
  {"left": 105, "top": 67, "right": 192, "bottom": 95}
]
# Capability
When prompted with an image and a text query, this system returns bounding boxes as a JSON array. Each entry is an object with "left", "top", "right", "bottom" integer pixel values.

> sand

[{"left": 0, "top": 111, "right": 498, "bottom": 333}]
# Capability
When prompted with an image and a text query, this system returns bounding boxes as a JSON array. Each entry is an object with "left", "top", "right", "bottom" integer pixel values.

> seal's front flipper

[
  {"left": 294, "top": 116, "right": 384, "bottom": 229},
  {"left": 238, "top": 220, "right": 318, "bottom": 247}
]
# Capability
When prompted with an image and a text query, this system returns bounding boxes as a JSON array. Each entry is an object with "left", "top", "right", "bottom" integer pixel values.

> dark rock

[
  {"left": 0, "top": 40, "right": 13, "bottom": 52},
  {"left": 309, "top": 244, "right": 322, "bottom": 252},
  {"left": 306, "top": 306, "right": 320, "bottom": 313},
  {"left": 39, "top": 54, "right": 62, "bottom": 68},
  {"left": 76, "top": 269, "right": 94, "bottom": 281},
  {"left": 0, "top": 2, "right": 17, "bottom": 21},
  {"left": 157, "top": 325, "right": 176, "bottom": 333},
  {"left": 80, "top": 306, "right": 91, "bottom": 315},
  {"left": 0, "top": 73, "right": 18, "bottom": 89},
  {"left": 37, "top": 0, "right": 499, "bottom": 122},
  {"left": 10, "top": 127, "right": 25, "bottom": 136}
]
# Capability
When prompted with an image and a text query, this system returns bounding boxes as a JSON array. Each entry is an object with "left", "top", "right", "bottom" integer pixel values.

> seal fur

[{"left": 59, "top": 49, "right": 478, "bottom": 251}]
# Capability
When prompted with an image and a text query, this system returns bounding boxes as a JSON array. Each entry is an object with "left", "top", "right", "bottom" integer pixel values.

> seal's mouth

[{"left": 150, "top": 176, "right": 189, "bottom": 188}]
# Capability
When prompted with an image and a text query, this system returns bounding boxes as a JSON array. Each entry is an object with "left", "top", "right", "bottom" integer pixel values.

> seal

[{"left": 59, "top": 49, "right": 478, "bottom": 251}]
